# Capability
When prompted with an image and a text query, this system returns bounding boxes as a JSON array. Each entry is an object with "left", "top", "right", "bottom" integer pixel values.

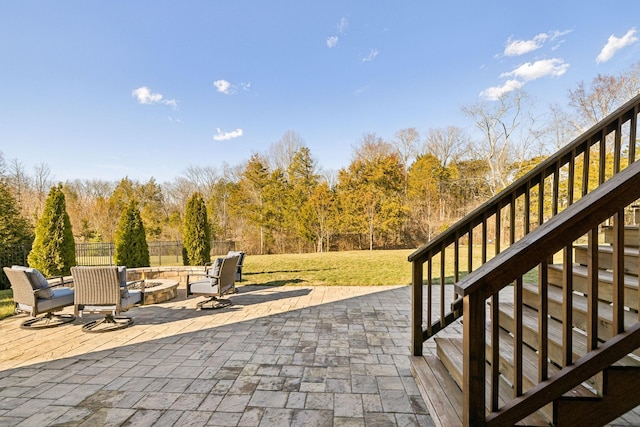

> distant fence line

[
  {"left": 0, "top": 240, "right": 236, "bottom": 289},
  {"left": 75, "top": 240, "right": 236, "bottom": 266}
]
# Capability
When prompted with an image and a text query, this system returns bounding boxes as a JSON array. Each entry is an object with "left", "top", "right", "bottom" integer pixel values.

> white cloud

[
  {"left": 214, "top": 80, "right": 233, "bottom": 94},
  {"left": 132, "top": 86, "right": 177, "bottom": 109},
  {"left": 337, "top": 17, "right": 348, "bottom": 34},
  {"left": 596, "top": 28, "right": 638, "bottom": 63},
  {"left": 503, "top": 30, "right": 572, "bottom": 56},
  {"left": 362, "top": 48, "right": 379, "bottom": 62},
  {"left": 501, "top": 58, "right": 569, "bottom": 81},
  {"left": 327, "top": 17, "right": 348, "bottom": 49},
  {"left": 504, "top": 34, "right": 548, "bottom": 56},
  {"left": 480, "top": 80, "right": 523, "bottom": 101},
  {"left": 214, "top": 79, "right": 251, "bottom": 95},
  {"left": 213, "top": 128, "right": 243, "bottom": 141}
]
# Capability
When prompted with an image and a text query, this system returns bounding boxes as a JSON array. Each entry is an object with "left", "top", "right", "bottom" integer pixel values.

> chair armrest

[
  {"left": 44, "top": 276, "right": 73, "bottom": 289},
  {"left": 186, "top": 272, "right": 210, "bottom": 283}
]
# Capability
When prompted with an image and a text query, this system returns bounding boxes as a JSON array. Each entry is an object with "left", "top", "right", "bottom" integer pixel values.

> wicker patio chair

[
  {"left": 187, "top": 254, "right": 239, "bottom": 309},
  {"left": 71, "top": 266, "right": 143, "bottom": 332},
  {"left": 226, "top": 250, "right": 246, "bottom": 281},
  {"left": 3, "top": 266, "right": 75, "bottom": 329}
]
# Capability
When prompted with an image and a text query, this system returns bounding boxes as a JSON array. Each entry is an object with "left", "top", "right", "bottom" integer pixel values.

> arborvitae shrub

[
  {"left": 114, "top": 201, "right": 150, "bottom": 268},
  {"left": 28, "top": 184, "right": 76, "bottom": 276},
  {"left": 183, "top": 192, "right": 211, "bottom": 266}
]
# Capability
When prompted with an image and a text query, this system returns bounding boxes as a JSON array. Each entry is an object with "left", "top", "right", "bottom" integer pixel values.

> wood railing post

[
  {"left": 412, "top": 260, "right": 424, "bottom": 356},
  {"left": 463, "top": 292, "right": 487, "bottom": 426}
]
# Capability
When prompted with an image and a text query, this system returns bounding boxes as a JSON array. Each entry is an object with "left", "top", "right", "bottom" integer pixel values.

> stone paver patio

[{"left": 0, "top": 285, "right": 435, "bottom": 426}]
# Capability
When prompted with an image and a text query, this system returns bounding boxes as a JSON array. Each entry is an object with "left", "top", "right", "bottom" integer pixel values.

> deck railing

[
  {"left": 409, "top": 93, "right": 640, "bottom": 357},
  {"left": 458, "top": 161, "right": 640, "bottom": 425}
]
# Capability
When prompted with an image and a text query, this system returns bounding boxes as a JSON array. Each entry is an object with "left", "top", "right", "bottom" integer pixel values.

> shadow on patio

[{"left": 0, "top": 285, "right": 432, "bottom": 426}]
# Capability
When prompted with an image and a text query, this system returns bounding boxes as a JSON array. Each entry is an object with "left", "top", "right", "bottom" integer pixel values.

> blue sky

[{"left": 1, "top": 1, "right": 639, "bottom": 183}]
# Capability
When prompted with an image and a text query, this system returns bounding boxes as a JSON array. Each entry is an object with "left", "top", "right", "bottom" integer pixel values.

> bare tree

[
  {"left": 32, "top": 162, "right": 52, "bottom": 217},
  {"left": 462, "top": 89, "right": 538, "bottom": 196},
  {"left": 267, "top": 130, "right": 305, "bottom": 171},
  {"left": 0, "top": 151, "right": 6, "bottom": 179},
  {"left": 353, "top": 133, "right": 395, "bottom": 163},
  {"left": 424, "top": 126, "right": 468, "bottom": 167},
  {"left": 393, "top": 128, "right": 420, "bottom": 172},
  {"left": 7, "top": 158, "right": 31, "bottom": 217},
  {"left": 183, "top": 165, "right": 219, "bottom": 199}
]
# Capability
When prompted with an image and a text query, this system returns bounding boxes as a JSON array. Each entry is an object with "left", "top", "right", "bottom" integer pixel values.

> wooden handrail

[
  {"left": 459, "top": 161, "right": 640, "bottom": 425},
  {"left": 410, "top": 93, "right": 640, "bottom": 356},
  {"left": 455, "top": 162, "right": 640, "bottom": 298}
]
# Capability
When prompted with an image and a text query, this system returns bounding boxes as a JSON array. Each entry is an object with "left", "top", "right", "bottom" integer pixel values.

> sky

[{"left": 1, "top": 1, "right": 639, "bottom": 184}]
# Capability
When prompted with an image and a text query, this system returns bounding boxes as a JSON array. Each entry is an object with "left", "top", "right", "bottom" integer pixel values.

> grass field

[
  {"left": 0, "top": 290, "right": 13, "bottom": 320},
  {"left": 239, "top": 250, "right": 414, "bottom": 287}
]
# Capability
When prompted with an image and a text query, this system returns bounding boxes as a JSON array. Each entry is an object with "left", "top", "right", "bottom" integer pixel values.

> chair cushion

[
  {"left": 188, "top": 279, "right": 220, "bottom": 295},
  {"left": 12, "top": 265, "right": 54, "bottom": 299},
  {"left": 37, "top": 287, "right": 74, "bottom": 311},
  {"left": 206, "top": 257, "right": 224, "bottom": 280}
]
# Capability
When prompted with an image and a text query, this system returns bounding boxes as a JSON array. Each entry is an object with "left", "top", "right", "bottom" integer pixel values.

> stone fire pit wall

[{"left": 126, "top": 266, "right": 204, "bottom": 286}]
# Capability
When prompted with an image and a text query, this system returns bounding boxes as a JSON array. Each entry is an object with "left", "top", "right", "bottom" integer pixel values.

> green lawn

[
  {"left": 0, "top": 289, "right": 14, "bottom": 320},
  {"left": 240, "top": 250, "right": 414, "bottom": 287}
]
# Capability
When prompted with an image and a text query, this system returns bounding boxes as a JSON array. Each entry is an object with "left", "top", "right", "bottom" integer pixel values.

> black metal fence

[
  {"left": 74, "top": 241, "right": 236, "bottom": 266},
  {"left": 1, "top": 240, "right": 236, "bottom": 289}
]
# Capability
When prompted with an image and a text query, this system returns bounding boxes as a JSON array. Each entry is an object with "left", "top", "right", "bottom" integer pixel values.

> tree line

[{"left": 1, "top": 63, "right": 639, "bottom": 257}]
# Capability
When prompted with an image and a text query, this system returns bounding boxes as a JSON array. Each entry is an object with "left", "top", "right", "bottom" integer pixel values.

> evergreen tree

[
  {"left": 114, "top": 201, "right": 150, "bottom": 267},
  {"left": 28, "top": 184, "right": 76, "bottom": 276},
  {"left": 182, "top": 192, "right": 211, "bottom": 266},
  {"left": 0, "top": 180, "right": 33, "bottom": 246}
]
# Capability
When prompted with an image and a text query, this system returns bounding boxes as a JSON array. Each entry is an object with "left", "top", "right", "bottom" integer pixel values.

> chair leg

[
  {"left": 20, "top": 312, "right": 75, "bottom": 329},
  {"left": 197, "top": 297, "right": 232, "bottom": 310},
  {"left": 81, "top": 314, "right": 134, "bottom": 332}
]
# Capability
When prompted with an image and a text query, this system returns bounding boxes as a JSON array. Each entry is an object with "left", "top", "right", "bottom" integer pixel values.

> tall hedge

[
  {"left": 114, "top": 201, "right": 150, "bottom": 268},
  {"left": 28, "top": 184, "right": 76, "bottom": 276},
  {"left": 183, "top": 192, "right": 211, "bottom": 266}
]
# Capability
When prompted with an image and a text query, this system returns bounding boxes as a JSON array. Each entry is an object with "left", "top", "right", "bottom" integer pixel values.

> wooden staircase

[{"left": 409, "top": 94, "right": 640, "bottom": 426}]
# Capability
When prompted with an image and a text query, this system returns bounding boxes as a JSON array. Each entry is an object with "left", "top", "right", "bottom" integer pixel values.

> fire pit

[{"left": 128, "top": 279, "right": 179, "bottom": 305}]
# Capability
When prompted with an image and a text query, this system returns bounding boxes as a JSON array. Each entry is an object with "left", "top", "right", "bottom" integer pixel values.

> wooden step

[
  {"left": 497, "top": 302, "right": 640, "bottom": 371},
  {"left": 547, "top": 263, "right": 639, "bottom": 309},
  {"left": 574, "top": 244, "right": 639, "bottom": 274},
  {"left": 603, "top": 225, "right": 640, "bottom": 247},
  {"left": 554, "top": 367, "right": 640, "bottom": 426},
  {"left": 434, "top": 336, "right": 552, "bottom": 426},
  {"left": 522, "top": 282, "right": 638, "bottom": 343},
  {"left": 409, "top": 355, "right": 462, "bottom": 427}
]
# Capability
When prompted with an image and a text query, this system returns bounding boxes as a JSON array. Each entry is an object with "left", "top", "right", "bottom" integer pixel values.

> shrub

[
  {"left": 28, "top": 184, "right": 76, "bottom": 276},
  {"left": 183, "top": 192, "right": 211, "bottom": 265},
  {"left": 114, "top": 201, "right": 150, "bottom": 268}
]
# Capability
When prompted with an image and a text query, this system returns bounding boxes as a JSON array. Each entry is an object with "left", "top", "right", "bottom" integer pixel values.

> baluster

[
  {"left": 514, "top": 276, "right": 523, "bottom": 397},
  {"left": 464, "top": 292, "right": 487, "bottom": 426},
  {"left": 563, "top": 244, "right": 574, "bottom": 366},
  {"left": 440, "top": 245, "right": 446, "bottom": 324},
  {"left": 614, "top": 118, "right": 622, "bottom": 174},
  {"left": 599, "top": 130, "right": 606, "bottom": 185},
  {"left": 613, "top": 210, "right": 625, "bottom": 334},
  {"left": 630, "top": 105, "right": 638, "bottom": 163},
  {"left": 491, "top": 291, "right": 499, "bottom": 411},
  {"left": 538, "top": 259, "right": 549, "bottom": 381},
  {"left": 568, "top": 151, "right": 575, "bottom": 206},
  {"left": 582, "top": 143, "right": 590, "bottom": 197},
  {"left": 412, "top": 259, "right": 424, "bottom": 356},
  {"left": 587, "top": 227, "right": 599, "bottom": 351}
]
